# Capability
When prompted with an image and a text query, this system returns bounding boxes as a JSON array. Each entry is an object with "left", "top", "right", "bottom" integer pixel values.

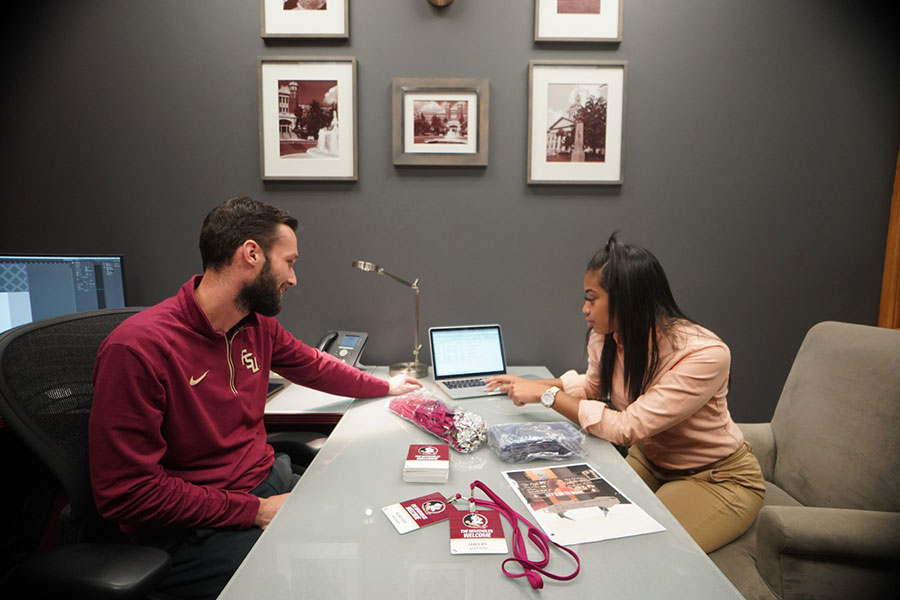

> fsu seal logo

[
  {"left": 421, "top": 500, "right": 446, "bottom": 515},
  {"left": 417, "top": 446, "right": 439, "bottom": 456},
  {"left": 462, "top": 512, "right": 488, "bottom": 528}
]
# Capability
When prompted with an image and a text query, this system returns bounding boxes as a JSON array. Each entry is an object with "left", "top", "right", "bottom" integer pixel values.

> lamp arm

[
  {"left": 376, "top": 268, "right": 417, "bottom": 289},
  {"left": 413, "top": 287, "right": 421, "bottom": 366}
]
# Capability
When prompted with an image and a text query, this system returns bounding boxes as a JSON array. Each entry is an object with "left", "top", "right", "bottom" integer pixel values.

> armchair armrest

[
  {"left": 9, "top": 543, "right": 171, "bottom": 599},
  {"left": 737, "top": 422, "right": 775, "bottom": 480},
  {"left": 756, "top": 505, "right": 900, "bottom": 600}
]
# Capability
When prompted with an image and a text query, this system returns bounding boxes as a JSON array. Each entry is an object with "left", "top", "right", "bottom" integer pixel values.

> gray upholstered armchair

[{"left": 710, "top": 322, "right": 900, "bottom": 600}]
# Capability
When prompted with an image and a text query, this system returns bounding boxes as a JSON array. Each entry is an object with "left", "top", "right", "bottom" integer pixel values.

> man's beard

[{"left": 236, "top": 258, "right": 282, "bottom": 317}]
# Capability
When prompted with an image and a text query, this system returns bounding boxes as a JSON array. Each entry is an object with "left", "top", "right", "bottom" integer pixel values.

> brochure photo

[{"left": 502, "top": 463, "right": 665, "bottom": 546}]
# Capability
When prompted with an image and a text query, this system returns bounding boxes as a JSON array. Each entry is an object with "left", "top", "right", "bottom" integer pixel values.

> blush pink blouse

[{"left": 559, "top": 321, "right": 744, "bottom": 470}]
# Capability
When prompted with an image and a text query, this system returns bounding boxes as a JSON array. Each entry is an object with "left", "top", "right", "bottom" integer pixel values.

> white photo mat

[
  {"left": 528, "top": 61, "right": 625, "bottom": 184},
  {"left": 259, "top": 58, "right": 356, "bottom": 180},
  {"left": 403, "top": 91, "right": 478, "bottom": 155}
]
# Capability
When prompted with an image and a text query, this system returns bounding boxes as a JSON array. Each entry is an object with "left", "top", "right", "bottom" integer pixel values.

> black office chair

[
  {"left": 0, "top": 308, "right": 326, "bottom": 599},
  {"left": 0, "top": 308, "right": 169, "bottom": 599}
]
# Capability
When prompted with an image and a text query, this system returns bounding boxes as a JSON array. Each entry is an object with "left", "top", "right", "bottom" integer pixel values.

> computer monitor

[{"left": 0, "top": 254, "right": 127, "bottom": 334}]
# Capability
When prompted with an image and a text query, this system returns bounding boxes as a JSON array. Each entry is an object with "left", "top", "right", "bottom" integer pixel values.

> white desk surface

[
  {"left": 222, "top": 367, "right": 743, "bottom": 599},
  {"left": 263, "top": 365, "right": 382, "bottom": 423},
  {"left": 264, "top": 376, "right": 358, "bottom": 416}
]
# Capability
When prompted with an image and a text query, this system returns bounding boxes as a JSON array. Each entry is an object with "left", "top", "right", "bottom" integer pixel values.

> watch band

[{"left": 541, "top": 386, "right": 561, "bottom": 408}]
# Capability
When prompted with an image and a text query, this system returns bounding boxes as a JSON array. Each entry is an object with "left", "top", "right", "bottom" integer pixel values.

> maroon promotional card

[
  {"left": 403, "top": 444, "right": 450, "bottom": 483},
  {"left": 406, "top": 444, "right": 450, "bottom": 462},
  {"left": 382, "top": 492, "right": 455, "bottom": 534},
  {"left": 449, "top": 509, "right": 508, "bottom": 554}
]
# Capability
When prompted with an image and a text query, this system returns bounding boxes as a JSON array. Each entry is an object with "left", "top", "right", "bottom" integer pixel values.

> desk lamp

[{"left": 352, "top": 261, "right": 429, "bottom": 378}]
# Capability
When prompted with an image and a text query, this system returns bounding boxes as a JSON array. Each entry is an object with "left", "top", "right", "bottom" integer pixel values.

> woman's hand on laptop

[
  {"left": 484, "top": 375, "right": 545, "bottom": 406},
  {"left": 387, "top": 374, "right": 423, "bottom": 395}
]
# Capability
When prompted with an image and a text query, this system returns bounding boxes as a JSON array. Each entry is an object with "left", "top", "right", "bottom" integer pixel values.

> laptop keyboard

[{"left": 444, "top": 377, "right": 487, "bottom": 389}]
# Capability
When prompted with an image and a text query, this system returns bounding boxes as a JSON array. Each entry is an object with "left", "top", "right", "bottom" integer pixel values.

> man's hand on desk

[
  {"left": 254, "top": 493, "right": 289, "bottom": 530},
  {"left": 387, "top": 374, "right": 423, "bottom": 395}
]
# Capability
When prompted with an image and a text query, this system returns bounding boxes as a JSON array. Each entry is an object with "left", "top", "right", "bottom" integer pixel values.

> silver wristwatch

[{"left": 540, "top": 386, "right": 561, "bottom": 408}]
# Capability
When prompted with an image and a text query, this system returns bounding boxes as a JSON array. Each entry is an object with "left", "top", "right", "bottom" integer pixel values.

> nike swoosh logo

[{"left": 190, "top": 370, "right": 210, "bottom": 386}]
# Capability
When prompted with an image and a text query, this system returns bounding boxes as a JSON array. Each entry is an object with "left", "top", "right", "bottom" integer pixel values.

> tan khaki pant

[{"left": 626, "top": 442, "right": 766, "bottom": 553}]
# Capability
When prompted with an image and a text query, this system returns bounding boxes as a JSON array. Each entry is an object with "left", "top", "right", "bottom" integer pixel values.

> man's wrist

[{"left": 251, "top": 495, "right": 266, "bottom": 528}]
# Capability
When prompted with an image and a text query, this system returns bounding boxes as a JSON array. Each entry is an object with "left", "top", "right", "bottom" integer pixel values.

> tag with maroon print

[
  {"left": 382, "top": 492, "right": 454, "bottom": 534},
  {"left": 449, "top": 509, "right": 508, "bottom": 554}
]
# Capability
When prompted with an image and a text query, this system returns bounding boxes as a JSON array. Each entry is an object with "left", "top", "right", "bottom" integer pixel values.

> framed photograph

[
  {"left": 261, "top": 0, "right": 349, "bottom": 39},
  {"left": 534, "top": 0, "right": 623, "bottom": 43},
  {"left": 528, "top": 60, "right": 626, "bottom": 185},
  {"left": 392, "top": 78, "right": 489, "bottom": 167},
  {"left": 258, "top": 57, "right": 357, "bottom": 181}
]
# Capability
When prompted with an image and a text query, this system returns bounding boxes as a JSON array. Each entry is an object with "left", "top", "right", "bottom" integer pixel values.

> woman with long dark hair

[{"left": 485, "top": 234, "right": 765, "bottom": 552}]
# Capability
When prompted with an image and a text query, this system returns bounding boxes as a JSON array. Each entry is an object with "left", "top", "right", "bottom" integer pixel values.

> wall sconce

[
  {"left": 352, "top": 261, "right": 428, "bottom": 378},
  {"left": 428, "top": 0, "right": 454, "bottom": 6}
]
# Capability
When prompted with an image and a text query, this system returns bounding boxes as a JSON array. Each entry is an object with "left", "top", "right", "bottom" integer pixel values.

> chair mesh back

[{"left": 0, "top": 308, "right": 141, "bottom": 540}]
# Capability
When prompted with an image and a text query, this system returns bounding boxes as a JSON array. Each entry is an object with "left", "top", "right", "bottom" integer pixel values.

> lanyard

[{"left": 464, "top": 479, "right": 581, "bottom": 589}]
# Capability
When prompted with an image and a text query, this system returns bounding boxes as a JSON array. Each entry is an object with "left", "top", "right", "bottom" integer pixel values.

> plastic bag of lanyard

[
  {"left": 388, "top": 388, "right": 487, "bottom": 453},
  {"left": 487, "top": 421, "right": 587, "bottom": 463}
]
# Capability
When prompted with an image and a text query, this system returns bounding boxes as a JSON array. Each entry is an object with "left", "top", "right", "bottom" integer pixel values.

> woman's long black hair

[{"left": 588, "top": 234, "right": 691, "bottom": 404}]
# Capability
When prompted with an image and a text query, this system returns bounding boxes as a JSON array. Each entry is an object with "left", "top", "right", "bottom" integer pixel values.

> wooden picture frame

[
  {"left": 534, "top": 0, "right": 623, "bottom": 43},
  {"left": 260, "top": 0, "right": 349, "bottom": 39},
  {"left": 392, "top": 78, "right": 489, "bottom": 167},
  {"left": 258, "top": 57, "right": 357, "bottom": 181},
  {"left": 527, "top": 60, "right": 626, "bottom": 185}
]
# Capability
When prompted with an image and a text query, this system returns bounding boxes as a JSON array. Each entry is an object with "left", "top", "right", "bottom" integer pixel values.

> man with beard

[{"left": 89, "top": 196, "right": 421, "bottom": 599}]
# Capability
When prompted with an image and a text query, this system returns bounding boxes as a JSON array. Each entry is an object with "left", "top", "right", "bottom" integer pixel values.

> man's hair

[{"left": 199, "top": 196, "right": 298, "bottom": 271}]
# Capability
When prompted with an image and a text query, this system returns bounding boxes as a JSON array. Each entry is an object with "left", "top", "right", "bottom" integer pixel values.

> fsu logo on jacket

[{"left": 241, "top": 349, "right": 260, "bottom": 373}]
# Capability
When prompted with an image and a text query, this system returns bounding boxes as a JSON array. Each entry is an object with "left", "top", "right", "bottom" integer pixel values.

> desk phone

[{"left": 316, "top": 330, "right": 368, "bottom": 369}]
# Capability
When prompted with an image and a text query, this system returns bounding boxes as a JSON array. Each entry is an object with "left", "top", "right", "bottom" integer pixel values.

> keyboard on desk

[{"left": 443, "top": 377, "right": 487, "bottom": 389}]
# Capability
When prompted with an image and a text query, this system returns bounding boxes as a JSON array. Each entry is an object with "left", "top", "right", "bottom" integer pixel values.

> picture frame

[
  {"left": 260, "top": 0, "right": 349, "bottom": 39},
  {"left": 258, "top": 57, "right": 357, "bottom": 181},
  {"left": 392, "top": 78, "right": 489, "bottom": 167},
  {"left": 534, "top": 0, "right": 623, "bottom": 43},
  {"left": 527, "top": 60, "right": 626, "bottom": 185}
]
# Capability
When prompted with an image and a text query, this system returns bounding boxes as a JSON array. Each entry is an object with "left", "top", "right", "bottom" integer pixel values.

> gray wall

[{"left": 2, "top": 1, "right": 898, "bottom": 422}]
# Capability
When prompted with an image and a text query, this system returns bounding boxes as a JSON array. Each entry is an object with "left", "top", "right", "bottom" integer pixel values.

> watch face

[
  {"left": 541, "top": 389, "right": 554, "bottom": 407},
  {"left": 541, "top": 386, "right": 560, "bottom": 407}
]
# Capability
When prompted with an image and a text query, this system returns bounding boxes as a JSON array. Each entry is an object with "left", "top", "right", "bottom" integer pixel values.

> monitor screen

[{"left": 0, "top": 254, "right": 127, "bottom": 334}]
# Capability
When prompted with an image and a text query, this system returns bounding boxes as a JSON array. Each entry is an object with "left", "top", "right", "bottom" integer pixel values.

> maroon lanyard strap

[{"left": 469, "top": 479, "right": 580, "bottom": 589}]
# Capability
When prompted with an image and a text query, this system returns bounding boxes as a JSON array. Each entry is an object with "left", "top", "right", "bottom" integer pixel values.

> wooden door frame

[{"left": 878, "top": 150, "right": 900, "bottom": 329}]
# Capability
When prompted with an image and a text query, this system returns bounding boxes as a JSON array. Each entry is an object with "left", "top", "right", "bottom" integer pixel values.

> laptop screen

[{"left": 430, "top": 325, "right": 506, "bottom": 379}]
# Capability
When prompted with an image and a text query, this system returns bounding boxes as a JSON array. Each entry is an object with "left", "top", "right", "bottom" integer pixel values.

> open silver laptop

[{"left": 429, "top": 324, "right": 507, "bottom": 399}]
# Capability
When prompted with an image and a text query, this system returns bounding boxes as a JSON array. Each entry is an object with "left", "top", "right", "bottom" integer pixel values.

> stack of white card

[{"left": 403, "top": 443, "right": 450, "bottom": 483}]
